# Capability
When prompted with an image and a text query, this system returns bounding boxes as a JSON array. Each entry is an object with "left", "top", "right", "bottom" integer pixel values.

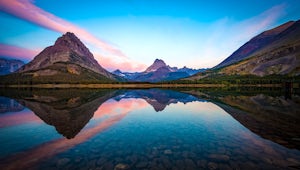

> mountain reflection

[
  {"left": 114, "top": 89, "right": 205, "bottom": 112},
  {"left": 0, "top": 96, "right": 24, "bottom": 113},
  {"left": 183, "top": 88, "right": 300, "bottom": 149},
  {"left": 14, "top": 89, "right": 118, "bottom": 139},
  {"left": 1, "top": 88, "right": 300, "bottom": 169}
]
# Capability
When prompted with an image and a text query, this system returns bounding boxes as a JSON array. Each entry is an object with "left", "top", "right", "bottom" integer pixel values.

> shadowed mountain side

[
  {"left": 184, "top": 20, "right": 300, "bottom": 81},
  {"left": 214, "top": 21, "right": 296, "bottom": 69},
  {"left": 0, "top": 58, "right": 24, "bottom": 76},
  {"left": 214, "top": 95, "right": 300, "bottom": 149},
  {"left": 182, "top": 89, "right": 300, "bottom": 149},
  {"left": 0, "top": 32, "right": 121, "bottom": 85},
  {"left": 114, "top": 89, "right": 205, "bottom": 112},
  {"left": 1, "top": 89, "right": 118, "bottom": 139},
  {"left": 0, "top": 97, "right": 24, "bottom": 113},
  {"left": 113, "top": 59, "right": 205, "bottom": 82}
]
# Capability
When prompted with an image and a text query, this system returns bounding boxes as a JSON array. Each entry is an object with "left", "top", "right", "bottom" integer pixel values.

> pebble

[
  {"left": 208, "top": 162, "right": 218, "bottom": 170},
  {"left": 56, "top": 158, "right": 70, "bottom": 167},
  {"left": 135, "top": 161, "right": 148, "bottom": 168},
  {"left": 164, "top": 149, "right": 173, "bottom": 155},
  {"left": 114, "top": 163, "right": 130, "bottom": 170},
  {"left": 185, "top": 159, "right": 196, "bottom": 170},
  {"left": 208, "top": 154, "right": 230, "bottom": 162}
]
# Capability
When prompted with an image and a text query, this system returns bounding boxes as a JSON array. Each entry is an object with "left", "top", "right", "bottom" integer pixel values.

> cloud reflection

[{"left": 1, "top": 98, "right": 148, "bottom": 170}]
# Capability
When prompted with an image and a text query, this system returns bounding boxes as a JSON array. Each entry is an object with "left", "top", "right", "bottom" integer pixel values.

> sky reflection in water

[{"left": 0, "top": 89, "right": 299, "bottom": 170}]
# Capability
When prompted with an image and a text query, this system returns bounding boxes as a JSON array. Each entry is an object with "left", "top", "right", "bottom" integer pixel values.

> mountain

[
  {"left": 113, "top": 89, "right": 204, "bottom": 112},
  {"left": 113, "top": 59, "right": 205, "bottom": 82},
  {"left": 145, "top": 59, "right": 169, "bottom": 72},
  {"left": 186, "top": 20, "right": 300, "bottom": 80},
  {"left": 215, "top": 21, "right": 296, "bottom": 69},
  {"left": 182, "top": 89, "right": 300, "bottom": 149},
  {"left": 0, "top": 58, "right": 24, "bottom": 75},
  {"left": 0, "top": 32, "right": 119, "bottom": 84},
  {"left": 1, "top": 89, "right": 118, "bottom": 139},
  {"left": 0, "top": 96, "right": 24, "bottom": 113},
  {"left": 219, "top": 20, "right": 300, "bottom": 76}
]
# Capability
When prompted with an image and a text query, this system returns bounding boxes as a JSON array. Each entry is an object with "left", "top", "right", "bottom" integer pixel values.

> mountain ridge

[
  {"left": 185, "top": 19, "right": 300, "bottom": 81},
  {"left": 18, "top": 32, "right": 115, "bottom": 79},
  {"left": 214, "top": 20, "right": 296, "bottom": 69},
  {"left": 113, "top": 58, "right": 205, "bottom": 82},
  {"left": 0, "top": 58, "right": 24, "bottom": 75},
  {"left": 0, "top": 32, "right": 119, "bottom": 84}
]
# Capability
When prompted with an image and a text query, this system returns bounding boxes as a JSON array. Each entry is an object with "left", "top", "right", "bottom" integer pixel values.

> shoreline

[{"left": 0, "top": 83, "right": 287, "bottom": 89}]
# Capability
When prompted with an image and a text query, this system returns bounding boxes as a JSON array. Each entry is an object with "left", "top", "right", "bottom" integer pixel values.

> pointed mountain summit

[
  {"left": 18, "top": 32, "right": 114, "bottom": 79},
  {"left": 0, "top": 32, "right": 120, "bottom": 84},
  {"left": 112, "top": 58, "right": 204, "bottom": 82},
  {"left": 145, "top": 59, "right": 169, "bottom": 72}
]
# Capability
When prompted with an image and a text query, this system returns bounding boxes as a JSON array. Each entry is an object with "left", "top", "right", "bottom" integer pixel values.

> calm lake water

[{"left": 0, "top": 88, "right": 299, "bottom": 170}]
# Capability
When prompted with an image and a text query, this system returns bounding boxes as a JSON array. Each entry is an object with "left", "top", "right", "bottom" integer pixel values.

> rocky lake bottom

[{"left": 0, "top": 88, "right": 299, "bottom": 170}]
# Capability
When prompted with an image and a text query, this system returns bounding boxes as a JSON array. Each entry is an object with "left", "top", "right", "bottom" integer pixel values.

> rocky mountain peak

[
  {"left": 17, "top": 32, "right": 115, "bottom": 79},
  {"left": 145, "top": 58, "right": 168, "bottom": 72},
  {"left": 53, "top": 32, "right": 94, "bottom": 60}
]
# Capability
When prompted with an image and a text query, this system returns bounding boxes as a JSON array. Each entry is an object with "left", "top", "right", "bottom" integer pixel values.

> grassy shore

[{"left": 0, "top": 83, "right": 288, "bottom": 89}]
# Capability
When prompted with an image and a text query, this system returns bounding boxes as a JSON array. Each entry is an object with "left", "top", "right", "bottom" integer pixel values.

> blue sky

[{"left": 0, "top": 0, "right": 300, "bottom": 71}]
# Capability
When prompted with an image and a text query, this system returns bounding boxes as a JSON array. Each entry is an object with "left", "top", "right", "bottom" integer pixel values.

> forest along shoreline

[{"left": 0, "top": 83, "right": 293, "bottom": 89}]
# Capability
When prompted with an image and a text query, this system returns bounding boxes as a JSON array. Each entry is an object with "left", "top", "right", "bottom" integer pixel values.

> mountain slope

[
  {"left": 18, "top": 32, "right": 115, "bottom": 79},
  {"left": 0, "top": 58, "right": 24, "bottom": 75},
  {"left": 220, "top": 20, "right": 300, "bottom": 76},
  {"left": 185, "top": 20, "right": 300, "bottom": 81},
  {"left": 113, "top": 59, "right": 204, "bottom": 82},
  {"left": 214, "top": 21, "right": 295, "bottom": 69},
  {"left": 145, "top": 59, "right": 169, "bottom": 72},
  {"left": 0, "top": 32, "right": 119, "bottom": 84}
]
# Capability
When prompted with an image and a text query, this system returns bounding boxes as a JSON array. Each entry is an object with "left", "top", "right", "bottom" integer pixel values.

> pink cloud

[
  {"left": 0, "top": 98, "right": 147, "bottom": 170},
  {"left": 0, "top": 0, "right": 146, "bottom": 72},
  {"left": 0, "top": 110, "right": 43, "bottom": 128},
  {"left": 0, "top": 43, "right": 39, "bottom": 61},
  {"left": 94, "top": 53, "right": 147, "bottom": 72},
  {"left": 94, "top": 98, "right": 148, "bottom": 118},
  {"left": 234, "top": 4, "right": 286, "bottom": 43}
]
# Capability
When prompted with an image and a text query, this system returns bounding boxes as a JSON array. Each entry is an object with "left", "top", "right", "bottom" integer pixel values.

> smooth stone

[
  {"left": 56, "top": 158, "right": 70, "bottom": 167},
  {"left": 97, "top": 158, "right": 107, "bottom": 165},
  {"left": 136, "top": 161, "right": 148, "bottom": 168},
  {"left": 175, "top": 160, "right": 185, "bottom": 169},
  {"left": 164, "top": 149, "right": 173, "bottom": 155},
  {"left": 114, "top": 163, "right": 130, "bottom": 170},
  {"left": 103, "top": 162, "right": 114, "bottom": 170},
  {"left": 197, "top": 160, "right": 207, "bottom": 168},
  {"left": 185, "top": 159, "right": 196, "bottom": 170},
  {"left": 162, "top": 157, "right": 172, "bottom": 168},
  {"left": 208, "top": 154, "right": 230, "bottom": 162},
  {"left": 218, "top": 163, "right": 232, "bottom": 170},
  {"left": 208, "top": 162, "right": 218, "bottom": 170}
]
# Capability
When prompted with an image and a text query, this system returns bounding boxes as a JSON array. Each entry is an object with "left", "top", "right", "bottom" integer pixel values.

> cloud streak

[
  {"left": 94, "top": 53, "right": 147, "bottom": 72},
  {"left": 0, "top": 43, "right": 39, "bottom": 61},
  {"left": 0, "top": 0, "right": 146, "bottom": 71},
  {"left": 196, "top": 4, "right": 286, "bottom": 68}
]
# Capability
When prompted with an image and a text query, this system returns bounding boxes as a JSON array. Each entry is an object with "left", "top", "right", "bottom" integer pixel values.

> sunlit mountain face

[
  {"left": 1, "top": 1, "right": 300, "bottom": 72},
  {"left": 0, "top": 88, "right": 299, "bottom": 170}
]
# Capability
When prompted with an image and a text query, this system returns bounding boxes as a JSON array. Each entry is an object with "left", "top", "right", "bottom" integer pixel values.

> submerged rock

[
  {"left": 208, "top": 154, "right": 230, "bottom": 162},
  {"left": 208, "top": 162, "right": 218, "bottom": 170},
  {"left": 135, "top": 161, "right": 148, "bottom": 168},
  {"left": 164, "top": 149, "right": 173, "bottom": 155},
  {"left": 114, "top": 163, "right": 130, "bottom": 170}
]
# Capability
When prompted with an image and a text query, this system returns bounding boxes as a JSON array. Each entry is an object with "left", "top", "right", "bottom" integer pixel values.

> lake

[{"left": 0, "top": 88, "right": 299, "bottom": 170}]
